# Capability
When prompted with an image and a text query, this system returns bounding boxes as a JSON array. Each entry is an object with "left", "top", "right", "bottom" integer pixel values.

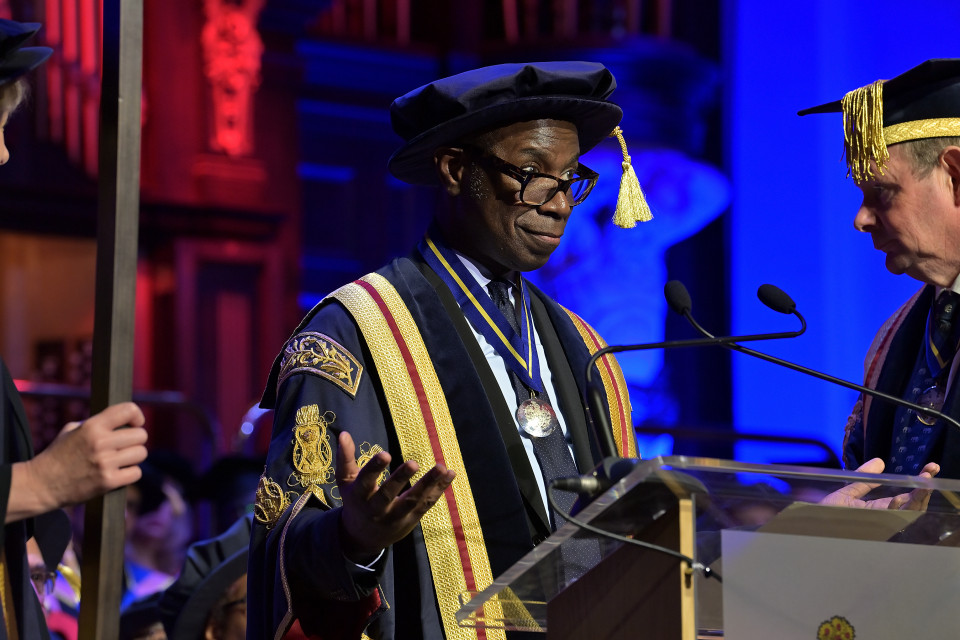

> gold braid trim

[
  {"left": 332, "top": 274, "right": 506, "bottom": 640},
  {"left": 884, "top": 117, "right": 960, "bottom": 145},
  {"left": 842, "top": 79, "right": 887, "bottom": 181},
  {"left": 0, "top": 550, "right": 17, "bottom": 640},
  {"left": 563, "top": 308, "right": 637, "bottom": 458},
  {"left": 274, "top": 491, "right": 313, "bottom": 640}
]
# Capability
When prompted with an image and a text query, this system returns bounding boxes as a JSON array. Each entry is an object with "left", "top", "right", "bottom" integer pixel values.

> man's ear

[
  {"left": 940, "top": 146, "right": 960, "bottom": 206},
  {"left": 434, "top": 147, "right": 466, "bottom": 196}
]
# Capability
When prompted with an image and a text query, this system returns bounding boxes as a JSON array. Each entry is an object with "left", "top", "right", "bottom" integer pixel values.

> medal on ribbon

[{"left": 419, "top": 232, "right": 559, "bottom": 437}]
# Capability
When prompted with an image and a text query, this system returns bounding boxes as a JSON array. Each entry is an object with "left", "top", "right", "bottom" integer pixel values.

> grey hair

[
  {"left": 0, "top": 79, "right": 29, "bottom": 119},
  {"left": 901, "top": 136, "right": 960, "bottom": 178}
]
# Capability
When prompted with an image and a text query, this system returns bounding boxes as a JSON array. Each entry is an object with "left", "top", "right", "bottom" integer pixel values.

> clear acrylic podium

[{"left": 455, "top": 456, "right": 960, "bottom": 639}]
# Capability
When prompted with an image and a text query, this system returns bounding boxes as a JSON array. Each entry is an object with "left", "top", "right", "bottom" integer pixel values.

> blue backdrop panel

[{"left": 728, "top": 0, "right": 960, "bottom": 464}]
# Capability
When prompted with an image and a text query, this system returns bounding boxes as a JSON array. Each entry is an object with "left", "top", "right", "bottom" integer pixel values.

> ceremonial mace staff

[{"left": 77, "top": 0, "right": 143, "bottom": 636}]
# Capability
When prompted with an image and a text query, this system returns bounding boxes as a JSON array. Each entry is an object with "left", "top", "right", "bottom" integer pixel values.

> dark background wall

[{"left": 0, "top": 0, "right": 738, "bottom": 474}]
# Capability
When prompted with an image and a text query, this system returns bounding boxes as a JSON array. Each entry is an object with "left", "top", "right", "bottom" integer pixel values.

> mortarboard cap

[
  {"left": 388, "top": 61, "right": 651, "bottom": 227},
  {"left": 119, "top": 592, "right": 164, "bottom": 640},
  {"left": 0, "top": 19, "right": 52, "bottom": 88},
  {"left": 32, "top": 509, "right": 71, "bottom": 573},
  {"left": 799, "top": 58, "right": 960, "bottom": 181}
]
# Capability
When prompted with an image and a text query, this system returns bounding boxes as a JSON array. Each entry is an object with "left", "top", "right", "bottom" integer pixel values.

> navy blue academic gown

[
  {"left": 845, "top": 285, "right": 960, "bottom": 478},
  {"left": 247, "top": 255, "right": 631, "bottom": 640}
]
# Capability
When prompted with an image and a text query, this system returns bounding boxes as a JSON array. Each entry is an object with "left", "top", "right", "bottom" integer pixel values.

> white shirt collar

[{"left": 453, "top": 251, "right": 518, "bottom": 291}]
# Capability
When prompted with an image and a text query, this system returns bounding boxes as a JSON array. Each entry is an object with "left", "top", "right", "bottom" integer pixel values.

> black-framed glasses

[
  {"left": 463, "top": 146, "right": 599, "bottom": 207},
  {"left": 30, "top": 569, "right": 56, "bottom": 597}
]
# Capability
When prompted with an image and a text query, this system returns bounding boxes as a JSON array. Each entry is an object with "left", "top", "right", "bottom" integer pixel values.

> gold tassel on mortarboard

[
  {"left": 841, "top": 79, "right": 888, "bottom": 182},
  {"left": 610, "top": 126, "right": 653, "bottom": 229}
]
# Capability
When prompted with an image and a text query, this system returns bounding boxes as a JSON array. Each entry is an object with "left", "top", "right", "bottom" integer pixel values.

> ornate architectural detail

[
  {"left": 201, "top": 0, "right": 265, "bottom": 156},
  {"left": 278, "top": 331, "right": 363, "bottom": 397}
]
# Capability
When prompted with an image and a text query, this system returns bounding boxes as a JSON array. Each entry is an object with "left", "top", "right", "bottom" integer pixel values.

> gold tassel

[
  {"left": 841, "top": 79, "right": 888, "bottom": 181},
  {"left": 610, "top": 126, "right": 653, "bottom": 228}
]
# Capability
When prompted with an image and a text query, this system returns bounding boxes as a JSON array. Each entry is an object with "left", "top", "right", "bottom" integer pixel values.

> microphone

[
  {"left": 757, "top": 283, "right": 796, "bottom": 314},
  {"left": 584, "top": 284, "right": 806, "bottom": 460},
  {"left": 668, "top": 280, "right": 960, "bottom": 432},
  {"left": 552, "top": 457, "right": 640, "bottom": 494}
]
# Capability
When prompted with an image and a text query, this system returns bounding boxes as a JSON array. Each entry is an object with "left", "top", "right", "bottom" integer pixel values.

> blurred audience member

[
  {"left": 137, "top": 451, "right": 197, "bottom": 573},
  {"left": 158, "top": 514, "right": 251, "bottom": 640},
  {"left": 196, "top": 455, "right": 264, "bottom": 535},
  {"left": 119, "top": 592, "right": 166, "bottom": 640},
  {"left": 123, "top": 452, "right": 197, "bottom": 608}
]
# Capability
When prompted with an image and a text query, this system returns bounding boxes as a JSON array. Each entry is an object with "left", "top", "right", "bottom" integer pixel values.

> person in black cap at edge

[
  {"left": 798, "top": 60, "right": 960, "bottom": 485},
  {"left": 0, "top": 17, "right": 149, "bottom": 640},
  {"left": 158, "top": 514, "right": 253, "bottom": 640},
  {"left": 119, "top": 592, "right": 166, "bottom": 640},
  {"left": 249, "top": 61, "right": 651, "bottom": 640}
]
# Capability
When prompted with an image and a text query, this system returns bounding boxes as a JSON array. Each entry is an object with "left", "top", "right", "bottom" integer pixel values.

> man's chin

[
  {"left": 516, "top": 254, "right": 553, "bottom": 273},
  {"left": 884, "top": 254, "right": 909, "bottom": 276}
]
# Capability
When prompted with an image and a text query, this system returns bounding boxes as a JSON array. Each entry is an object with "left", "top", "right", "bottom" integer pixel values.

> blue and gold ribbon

[{"left": 418, "top": 231, "right": 545, "bottom": 393}]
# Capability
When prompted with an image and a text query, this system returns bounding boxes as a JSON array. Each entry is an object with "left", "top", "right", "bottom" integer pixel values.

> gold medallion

[{"left": 516, "top": 396, "right": 559, "bottom": 438}]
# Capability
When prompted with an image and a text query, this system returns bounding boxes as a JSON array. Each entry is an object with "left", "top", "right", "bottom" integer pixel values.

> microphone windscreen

[
  {"left": 757, "top": 284, "right": 796, "bottom": 314},
  {"left": 664, "top": 280, "right": 692, "bottom": 315}
]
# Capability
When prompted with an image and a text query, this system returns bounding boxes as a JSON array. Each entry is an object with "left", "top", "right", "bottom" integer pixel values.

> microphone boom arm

[
  {"left": 584, "top": 315, "right": 807, "bottom": 460},
  {"left": 680, "top": 309, "right": 960, "bottom": 434}
]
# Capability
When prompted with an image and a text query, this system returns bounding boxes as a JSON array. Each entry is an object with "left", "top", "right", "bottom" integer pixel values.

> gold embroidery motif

[
  {"left": 278, "top": 331, "right": 363, "bottom": 397},
  {"left": 357, "top": 442, "right": 388, "bottom": 486},
  {"left": 817, "top": 615, "right": 855, "bottom": 640},
  {"left": 254, "top": 475, "right": 294, "bottom": 530},
  {"left": 288, "top": 405, "right": 335, "bottom": 501}
]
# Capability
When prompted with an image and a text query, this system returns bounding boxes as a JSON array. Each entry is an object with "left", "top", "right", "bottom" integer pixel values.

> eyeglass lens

[{"left": 520, "top": 176, "right": 592, "bottom": 206}]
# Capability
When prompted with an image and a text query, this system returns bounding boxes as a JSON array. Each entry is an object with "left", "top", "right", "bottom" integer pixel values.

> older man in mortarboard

[
  {"left": 0, "top": 17, "right": 149, "bottom": 640},
  {"left": 800, "top": 59, "right": 960, "bottom": 482},
  {"left": 248, "top": 61, "right": 648, "bottom": 640}
]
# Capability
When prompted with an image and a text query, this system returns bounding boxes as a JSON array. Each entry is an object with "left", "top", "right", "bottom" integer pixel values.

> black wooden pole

[{"left": 78, "top": 0, "right": 143, "bottom": 637}]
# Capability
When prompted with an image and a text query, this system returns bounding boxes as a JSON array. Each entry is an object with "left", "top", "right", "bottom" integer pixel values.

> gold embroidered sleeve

[
  {"left": 278, "top": 331, "right": 363, "bottom": 397},
  {"left": 254, "top": 475, "right": 296, "bottom": 530},
  {"left": 356, "top": 442, "right": 389, "bottom": 486},
  {"left": 288, "top": 404, "right": 336, "bottom": 497}
]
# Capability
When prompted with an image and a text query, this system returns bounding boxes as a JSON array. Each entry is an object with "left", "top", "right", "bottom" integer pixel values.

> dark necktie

[
  {"left": 487, "top": 280, "right": 581, "bottom": 530},
  {"left": 893, "top": 290, "right": 960, "bottom": 475},
  {"left": 926, "top": 289, "right": 960, "bottom": 378}
]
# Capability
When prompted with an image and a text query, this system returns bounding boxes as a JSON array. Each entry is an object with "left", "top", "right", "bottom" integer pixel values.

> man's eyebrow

[{"left": 515, "top": 146, "right": 580, "bottom": 168}]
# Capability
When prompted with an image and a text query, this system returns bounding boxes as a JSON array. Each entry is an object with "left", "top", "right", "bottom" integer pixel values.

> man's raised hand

[{"left": 336, "top": 430, "right": 455, "bottom": 564}]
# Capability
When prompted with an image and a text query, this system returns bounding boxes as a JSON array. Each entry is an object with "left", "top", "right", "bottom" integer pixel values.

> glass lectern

[{"left": 456, "top": 456, "right": 960, "bottom": 639}]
